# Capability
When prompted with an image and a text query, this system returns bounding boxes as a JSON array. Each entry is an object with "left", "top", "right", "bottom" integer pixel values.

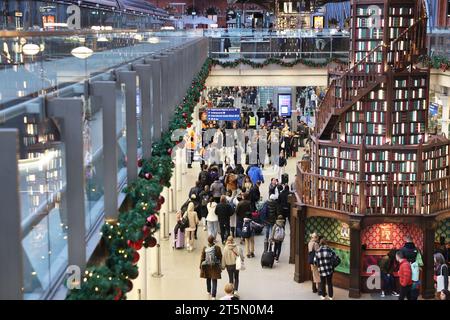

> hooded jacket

[
  {"left": 271, "top": 218, "right": 286, "bottom": 242},
  {"left": 267, "top": 199, "right": 279, "bottom": 224},
  {"left": 210, "top": 180, "right": 225, "bottom": 198},
  {"left": 222, "top": 242, "right": 245, "bottom": 268}
]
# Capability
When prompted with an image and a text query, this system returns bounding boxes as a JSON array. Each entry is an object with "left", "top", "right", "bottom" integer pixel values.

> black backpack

[
  {"left": 308, "top": 250, "right": 316, "bottom": 265},
  {"left": 199, "top": 171, "right": 209, "bottom": 186}
]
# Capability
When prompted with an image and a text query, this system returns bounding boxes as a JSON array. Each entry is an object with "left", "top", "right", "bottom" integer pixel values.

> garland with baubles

[
  {"left": 66, "top": 58, "right": 212, "bottom": 300},
  {"left": 211, "top": 57, "right": 344, "bottom": 69}
]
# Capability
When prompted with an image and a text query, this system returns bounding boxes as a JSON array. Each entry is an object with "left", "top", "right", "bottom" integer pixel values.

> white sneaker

[
  {"left": 320, "top": 296, "right": 326, "bottom": 300},
  {"left": 392, "top": 291, "right": 399, "bottom": 297},
  {"left": 211, "top": 297, "right": 216, "bottom": 300},
  {"left": 380, "top": 291, "right": 385, "bottom": 298},
  {"left": 329, "top": 297, "right": 333, "bottom": 300},
  {"left": 203, "top": 227, "right": 207, "bottom": 231}
]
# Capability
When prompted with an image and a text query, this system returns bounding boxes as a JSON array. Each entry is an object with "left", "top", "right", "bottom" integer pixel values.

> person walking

[
  {"left": 241, "top": 213, "right": 262, "bottom": 258},
  {"left": 199, "top": 185, "right": 211, "bottom": 231},
  {"left": 308, "top": 233, "right": 321, "bottom": 295},
  {"left": 249, "top": 180, "right": 261, "bottom": 212},
  {"left": 216, "top": 195, "right": 234, "bottom": 244},
  {"left": 379, "top": 249, "right": 399, "bottom": 297},
  {"left": 210, "top": 177, "right": 225, "bottom": 203},
  {"left": 270, "top": 215, "right": 286, "bottom": 263},
  {"left": 222, "top": 236, "right": 245, "bottom": 296},
  {"left": 278, "top": 184, "right": 291, "bottom": 225},
  {"left": 200, "top": 235, "right": 223, "bottom": 300},
  {"left": 235, "top": 193, "right": 252, "bottom": 243},
  {"left": 435, "top": 252, "right": 449, "bottom": 292},
  {"left": 265, "top": 194, "right": 279, "bottom": 240},
  {"left": 314, "top": 238, "right": 338, "bottom": 300},
  {"left": 206, "top": 198, "right": 219, "bottom": 241},
  {"left": 397, "top": 250, "right": 413, "bottom": 300},
  {"left": 185, "top": 202, "right": 199, "bottom": 252}
]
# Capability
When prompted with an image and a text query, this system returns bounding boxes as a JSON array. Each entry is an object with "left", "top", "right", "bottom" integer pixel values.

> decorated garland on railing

[
  {"left": 66, "top": 58, "right": 212, "bottom": 300},
  {"left": 419, "top": 54, "right": 450, "bottom": 72},
  {"left": 211, "top": 57, "right": 344, "bottom": 69}
]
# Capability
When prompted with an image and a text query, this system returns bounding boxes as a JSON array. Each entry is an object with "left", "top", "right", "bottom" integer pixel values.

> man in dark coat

[
  {"left": 215, "top": 195, "right": 234, "bottom": 244},
  {"left": 235, "top": 193, "right": 252, "bottom": 241},
  {"left": 249, "top": 181, "right": 261, "bottom": 211},
  {"left": 278, "top": 184, "right": 291, "bottom": 225}
]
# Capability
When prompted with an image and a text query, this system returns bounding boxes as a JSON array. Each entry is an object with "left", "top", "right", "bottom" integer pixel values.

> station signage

[{"left": 207, "top": 108, "right": 241, "bottom": 121}]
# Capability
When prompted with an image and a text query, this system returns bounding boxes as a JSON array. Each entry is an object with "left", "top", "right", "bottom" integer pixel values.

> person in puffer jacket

[
  {"left": 396, "top": 250, "right": 413, "bottom": 300},
  {"left": 210, "top": 178, "right": 225, "bottom": 203},
  {"left": 270, "top": 215, "right": 285, "bottom": 263},
  {"left": 265, "top": 194, "right": 279, "bottom": 240}
]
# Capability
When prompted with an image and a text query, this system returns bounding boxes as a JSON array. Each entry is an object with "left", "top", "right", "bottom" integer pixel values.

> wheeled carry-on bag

[{"left": 261, "top": 239, "right": 275, "bottom": 268}]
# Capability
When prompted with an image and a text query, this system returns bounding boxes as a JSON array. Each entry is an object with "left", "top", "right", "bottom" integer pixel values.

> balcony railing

[{"left": 296, "top": 161, "right": 450, "bottom": 216}]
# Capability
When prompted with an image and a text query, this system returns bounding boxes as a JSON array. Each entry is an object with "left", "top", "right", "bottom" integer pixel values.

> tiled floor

[{"left": 141, "top": 150, "right": 388, "bottom": 300}]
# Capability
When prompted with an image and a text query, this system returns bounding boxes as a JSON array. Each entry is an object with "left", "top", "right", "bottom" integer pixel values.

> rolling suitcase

[
  {"left": 261, "top": 240, "right": 275, "bottom": 268},
  {"left": 174, "top": 228, "right": 185, "bottom": 249}
]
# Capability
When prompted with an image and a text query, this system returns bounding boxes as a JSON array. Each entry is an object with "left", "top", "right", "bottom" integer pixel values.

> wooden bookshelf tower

[{"left": 293, "top": 0, "right": 450, "bottom": 299}]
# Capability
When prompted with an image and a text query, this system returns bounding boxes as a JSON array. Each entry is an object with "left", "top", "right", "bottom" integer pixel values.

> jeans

[
  {"left": 207, "top": 221, "right": 219, "bottom": 240},
  {"left": 219, "top": 222, "right": 230, "bottom": 243},
  {"left": 226, "top": 266, "right": 240, "bottom": 291},
  {"left": 245, "top": 237, "right": 255, "bottom": 255},
  {"left": 273, "top": 241, "right": 282, "bottom": 260},
  {"left": 206, "top": 278, "right": 218, "bottom": 297},
  {"left": 236, "top": 217, "right": 244, "bottom": 238},
  {"left": 320, "top": 274, "right": 334, "bottom": 298},
  {"left": 265, "top": 224, "right": 273, "bottom": 240},
  {"left": 381, "top": 272, "right": 395, "bottom": 294},
  {"left": 399, "top": 285, "right": 412, "bottom": 300}
]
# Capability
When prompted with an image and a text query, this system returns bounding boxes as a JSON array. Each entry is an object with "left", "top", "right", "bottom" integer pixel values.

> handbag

[
  {"left": 437, "top": 265, "right": 449, "bottom": 291},
  {"left": 233, "top": 249, "right": 245, "bottom": 271}
]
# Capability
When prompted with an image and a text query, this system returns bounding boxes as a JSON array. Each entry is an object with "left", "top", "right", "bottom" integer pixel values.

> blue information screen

[
  {"left": 430, "top": 102, "right": 439, "bottom": 117},
  {"left": 207, "top": 108, "right": 241, "bottom": 121}
]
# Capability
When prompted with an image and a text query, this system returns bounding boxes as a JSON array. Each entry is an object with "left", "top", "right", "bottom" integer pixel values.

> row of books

[
  {"left": 356, "top": 18, "right": 385, "bottom": 28},
  {"left": 393, "top": 100, "right": 427, "bottom": 111},
  {"left": 394, "top": 88, "right": 425, "bottom": 99},
  {"left": 365, "top": 161, "right": 388, "bottom": 172},
  {"left": 356, "top": 28, "right": 384, "bottom": 39},
  {"left": 388, "top": 17, "right": 415, "bottom": 28},
  {"left": 391, "top": 135, "right": 423, "bottom": 144},
  {"left": 393, "top": 152, "right": 417, "bottom": 161},
  {"left": 422, "top": 147, "right": 449, "bottom": 160},
  {"left": 424, "top": 158, "right": 447, "bottom": 170},
  {"left": 340, "top": 149, "right": 361, "bottom": 160},
  {"left": 319, "top": 147, "right": 338, "bottom": 157},
  {"left": 357, "top": 7, "right": 383, "bottom": 16},
  {"left": 340, "top": 160, "right": 359, "bottom": 171},
  {"left": 392, "top": 123, "right": 425, "bottom": 135},
  {"left": 423, "top": 169, "right": 448, "bottom": 181},
  {"left": 319, "top": 158, "right": 338, "bottom": 169},
  {"left": 392, "top": 110, "right": 426, "bottom": 122},
  {"left": 391, "top": 161, "right": 417, "bottom": 173},
  {"left": 367, "top": 123, "right": 385, "bottom": 135},
  {"left": 366, "top": 151, "right": 389, "bottom": 161},
  {"left": 389, "top": 7, "right": 413, "bottom": 16},
  {"left": 366, "top": 111, "right": 386, "bottom": 123}
]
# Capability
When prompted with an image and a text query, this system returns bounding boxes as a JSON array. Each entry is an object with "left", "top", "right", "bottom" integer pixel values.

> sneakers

[
  {"left": 275, "top": 259, "right": 279, "bottom": 263},
  {"left": 320, "top": 296, "right": 326, "bottom": 300},
  {"left": 380, "top": 291, "right": 385, "bottom": 298},
  {"left": 211, "top": 297, "right": 216, "bottom": 300},
  {"left": 247, "top": 254, "right": 251, "bottom": 258},
  {"left": 328, "top": 297, "right": 333, "bottom": 300},
  {"left": 392, "top": 291, "right": 400, "bottom": 297},
  {"left": 203, "top": 227, "right": 207, "bottom": 231},
  {"left": 251, "top": 253, "right": 255, "bottom": 258}
]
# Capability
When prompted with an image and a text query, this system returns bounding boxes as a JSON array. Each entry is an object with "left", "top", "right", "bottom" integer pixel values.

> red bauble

[
  {"left": 142, "top": 226, "right": 150, "bottom": 238},
  {"left": 144, "top": 172, "right": 153, "bottom": 180},
  {"left": 127, "top": 240, "right": 134, "bottom": 249},
  {"left": 187, "top": 123, "right": 192, "bottom": 128},
  {"left": 113, "top": 288, "right": 123, "bottom": 301},
  {"left": 126, "top": 280, "right": 133, "bottom": 292},
  {"left": 147, "top": 215, "right": 158, "bottom": 226},
  {"left": 134, "top": 239, "right": 143, "bottom": 251},
  {"left": 159, "top": 196, "right": 165, "bottom": 205},
  {"left": 182, "top": 112, "right": 187, "bottom": 118},
  {"left": 132, "top": 251, "right": 140, "bottom": 265},
  {"left": 147, "top": 236, "right": 157, "bottom": 248},
  {"left": 167, "top": 148, "right": 172, "bottom": 155},
  {"left": 137, "top": 159, "right": 143, "bottom": 167},
  {"left": 155, "top": 203, "right": 161, "bottom": 212}
]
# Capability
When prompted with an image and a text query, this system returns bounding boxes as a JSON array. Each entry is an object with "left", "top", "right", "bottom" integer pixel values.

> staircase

[{"left": 315, "top": 1, "right": 428, "bottom": 140}]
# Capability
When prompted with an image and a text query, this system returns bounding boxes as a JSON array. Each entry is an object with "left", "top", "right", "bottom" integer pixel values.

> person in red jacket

[{"left": 396, "top": 250, "right": 413, "bottom": 300}]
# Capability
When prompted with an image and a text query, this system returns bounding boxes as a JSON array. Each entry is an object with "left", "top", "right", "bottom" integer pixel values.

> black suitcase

[
  {"left": 281, "top": 173, "right": 289, "bottom": 185},
  {"left": 253, "top": 224, "right": 263, "bottom": 235},
  {"left": 261, "top": 240, "right": 275, "bottom": 268}
]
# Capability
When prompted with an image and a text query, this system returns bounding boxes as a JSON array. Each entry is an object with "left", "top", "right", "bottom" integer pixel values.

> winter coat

[
  {"left": 314, "top": 245, "right": 337, "bottom": 277},
  {"left": 210, "top": 181, "right": 225, "bottom": 198},
  {"left": 249, "top": 185, "right": 261, "bottom": 204},
  {"left": 215, "top": 203, "right": 233, "bottom": 224},
  {"left": 267, "top": 199, "right": 279, "bottom": 224},
  {"left": 198, "top": 170, "right": 211, "bottom": 188},
  {"left": 222, "top": 242, "right": 244, "bottom": 268},
  {"left": 185, "top": 210, "right": 199, "bottom": 232},
  {"left": 270, "top": 218, "right": 286, "bottom": 243},
  {"left": 200, "top": 245, "right": 222, "bottom": 280},
  {"left": 235, "top": 199, "right": 252, "bottom": 220},
  {"left": 278, "top": 190, "right": 291, "bottom": 215},
  {"left": 401, "top": 242, "right": 418, "bottom": 263},
  {"left": 225, "top": 173, "right": 238, "bottom": 192},
  {"left": 206, "top": 202, "right": 218, "bottom": 222},
  {"left": 248, "top": 166, "right": 264, "bottom": 185},
  {"left": 398, "top": 259, "right": 413, "bottom": 287}
]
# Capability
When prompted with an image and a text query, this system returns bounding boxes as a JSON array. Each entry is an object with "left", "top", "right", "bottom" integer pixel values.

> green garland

[
  {"left": 66, "top": 58, "right": 212, "bottom": 300},
  {"left": 419, "top": 54, "right": 450, "bottom": 72},
  {"left": 211, "top": 57, "right": 344, "bottom": 69}
]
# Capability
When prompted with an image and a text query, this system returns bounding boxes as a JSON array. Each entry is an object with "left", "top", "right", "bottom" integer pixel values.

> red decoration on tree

[
  {"left": 113, "top": 288, "right": 123, "bottom": 301},
  {"left": 182, "top": 112, "right": 187, "bottom": 119},
  {"left": 127, "top": 239, "right": 143, "bottom": 250},
  {"left": 167, "top": 148, "right": 172, "bottom": 155},
  {"left": 159, "top": 195, "right": 165, "bottom": 205},
  {"left": 187, "top": 123, "right": 192, "bottom": 128},
  {"left": 147, "top": 214, "right": 158, "bottom": 226},
  {"left": 144, "top": 172, "right": 153, "bottom": 180},
  {"left": 154, "top": 202, "right": 161, "bottom": 212},
  {"left": 132, "top": 251, "right": 140, "bottom": 265},
  {"left": 147, "top": 236, "right": 157, "bottom": 248},
  {"left": 126, "top": 280, "right": 133, "bottom": 292},
  {"left": 137, "top": 159, "right": 143, "bottom": 167},
  {"left": 142, "top": 225, "right": 150, "bottom": 238}
]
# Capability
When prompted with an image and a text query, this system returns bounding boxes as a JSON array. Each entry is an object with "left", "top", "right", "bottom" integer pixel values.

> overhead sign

[
  {"left": 207, "top": 108, "right": 241, "bottom": 121},
  {"left": 430, "top": 102, "right": 439, "bottom": 117},
  {"left": 278, "top": 94, "right": 292, "bottom": 117}
]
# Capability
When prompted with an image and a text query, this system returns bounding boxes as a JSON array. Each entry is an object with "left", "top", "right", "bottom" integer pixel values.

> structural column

[
  {"left": 294, "top": 205, "right": 307, "bottom": 283},
  {"left": 134, "top": 64, "right": 153, "bottom": 159},
  {"left": 145, "top": 57, "right": 162, "bottom": 141},
  {"left": 47, "top": 98, "right": 86, "bottom": 269},
  {"left": 154, "top": 54, "right": 169, "bottom": 132},
  {"left": 0, "top": 129, "right": 23, "bottom": 299},
  {"left": 91, "top": 81, "right": 118, "bottom": 220},
  {"left": 349, "top": 217, "right": 362, "bottom": 298},
  {"left": 117, "top": 70, "right": 138, "bottom": 182},
  {"left": 422, "top": 217, "right": 438, "bottom": 299}
]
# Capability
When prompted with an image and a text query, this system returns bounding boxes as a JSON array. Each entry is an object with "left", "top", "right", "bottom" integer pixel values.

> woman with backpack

[
  {"left": 242, "top": 213, "right": 263, "bottom": 258},
  {"left": 314, "top": 238, "right": 339, "bottom": 300},
  {"left": 185, "top": 202, "right": 199, "bottom": 252},
  {"left": 200, "top": 235, "right": 223, "bottom": 300},
  {"left": 222, "top": 236, "right": 245, "bottom": 296},
  {"left": 270, "top": 215, "right": 285, "bottom": 263},
  {"left": 206, "top": 198, "right": 219, "bottom": 241}
]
